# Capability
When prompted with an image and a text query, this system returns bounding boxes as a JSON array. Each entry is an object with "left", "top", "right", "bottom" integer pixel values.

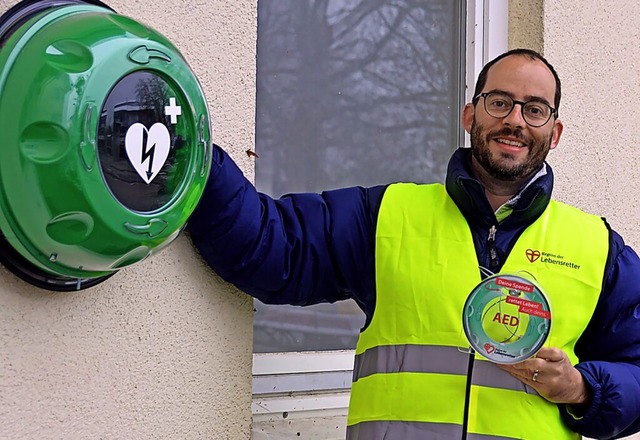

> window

[{"left": 252, "top": 0, "right": 507, "bottom": 433}]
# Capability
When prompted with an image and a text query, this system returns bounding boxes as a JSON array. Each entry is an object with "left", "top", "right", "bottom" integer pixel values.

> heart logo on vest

[
  {"left": 484, "top": 343, "right": 496, "bottom": 354},
  {"left": 125, "top": 122, "right": 171, "bottom": 184},
  {"left": 526, "top": 249, "right": 541, "bottom": 263}
]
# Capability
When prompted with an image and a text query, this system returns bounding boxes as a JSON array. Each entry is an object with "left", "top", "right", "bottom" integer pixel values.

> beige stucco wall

[
  {"left": 0, "top": 1, "right": 257, "bottom": 439},
  {"left": 545, "top": 1, "right": 640, "bottom": 248},
  {"left": 511, "top": 0, "right": 640, "bottom": 249},
  {"left": 508, "top": 0, "right": 543, "bottom": 54}
]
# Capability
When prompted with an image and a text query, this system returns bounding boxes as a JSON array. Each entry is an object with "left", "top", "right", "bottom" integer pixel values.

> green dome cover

[{"left": 0, "top": 0, "right": 211, "bottom": 290}]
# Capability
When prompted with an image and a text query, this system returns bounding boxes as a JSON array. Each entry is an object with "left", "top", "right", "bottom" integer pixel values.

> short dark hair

[{"left": 473, "top": 48, "right": 561, "bottom": 116}]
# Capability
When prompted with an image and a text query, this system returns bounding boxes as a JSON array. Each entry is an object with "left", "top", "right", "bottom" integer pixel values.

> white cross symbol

[{"left": 164, "top": 97, "right": 182, "bottom": 124}]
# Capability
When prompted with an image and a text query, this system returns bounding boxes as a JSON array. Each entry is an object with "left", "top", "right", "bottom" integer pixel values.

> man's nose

[{"left": 502, "top": 103, "right": 526, "bottom": 128}]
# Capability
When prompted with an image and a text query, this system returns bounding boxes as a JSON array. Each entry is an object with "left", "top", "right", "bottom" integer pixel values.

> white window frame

[
  {"left": 252, "top": 0, "right": 508, "bottom": 428},
  {"left": 465, "top": 0, "right": 509, "bottom": 145}
]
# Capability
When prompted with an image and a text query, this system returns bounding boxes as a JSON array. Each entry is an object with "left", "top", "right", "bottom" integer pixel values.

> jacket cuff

[{"left": 560, "top": 368, "right": 602, "bottom": 426}]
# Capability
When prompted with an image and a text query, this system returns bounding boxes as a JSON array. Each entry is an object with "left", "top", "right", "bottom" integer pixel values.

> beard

[{"left": 470, "top": 120, "right": 553, "bottom": 181}]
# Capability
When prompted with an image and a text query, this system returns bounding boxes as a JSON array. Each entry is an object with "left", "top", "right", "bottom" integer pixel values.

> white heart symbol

[{"left": 125, "top": 122, "right": 171, "bottom": 184}]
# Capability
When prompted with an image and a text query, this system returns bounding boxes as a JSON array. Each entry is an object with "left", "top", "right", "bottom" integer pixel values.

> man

[{"left": 187, "top": 49, "right": 640, "bottom": 439}]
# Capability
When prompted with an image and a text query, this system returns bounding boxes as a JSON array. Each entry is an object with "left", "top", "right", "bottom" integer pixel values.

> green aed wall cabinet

[{"left": 0, "top": 0, "right": 212, "bottom": 290}]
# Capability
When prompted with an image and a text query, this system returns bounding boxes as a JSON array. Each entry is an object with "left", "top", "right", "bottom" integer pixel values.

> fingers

[
  {"left": 495, "top": 362, "right": 539, "bottom": 383},
  {"left": 494, "top": 348, "right": 589, "bottom": 404},
  {"left": 505, "top": 357, "right": 545, "bottom": 373},
  {"left": 501, "top": 347, "right": 567, "bottom": 373},
  {"left": 534, "top": 347, "right": 566, "bottom": 362},
  {"left": 495, "top": 348, "right": 568, "bottom": 386}
]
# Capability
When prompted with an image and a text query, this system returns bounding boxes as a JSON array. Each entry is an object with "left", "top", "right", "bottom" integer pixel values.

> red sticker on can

[
  {"left": 496, "top": 277, "right": 534, "bottom": 293},
  {"left": 506, "top": 296, "right": 551, "bottom": 319}
]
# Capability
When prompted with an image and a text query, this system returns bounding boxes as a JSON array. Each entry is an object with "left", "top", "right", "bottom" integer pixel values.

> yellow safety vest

[{"left": 347, "top": 183, "right": 609, "bottom": 440}]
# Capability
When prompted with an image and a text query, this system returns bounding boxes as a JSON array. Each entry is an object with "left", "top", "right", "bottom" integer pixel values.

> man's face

[{"left": 462, "top": 56, "right": 563, "bottom": 182}]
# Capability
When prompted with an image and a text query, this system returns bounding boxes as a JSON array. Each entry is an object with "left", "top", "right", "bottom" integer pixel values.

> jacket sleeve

[
  {"left": 186, "top": 144, "right": 383, "bottom": 314},
  {"left": 560, "top": 229, "right": 640, "bottom": 439}
]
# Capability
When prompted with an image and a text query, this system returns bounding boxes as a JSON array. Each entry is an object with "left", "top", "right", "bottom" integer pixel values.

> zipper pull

[{"left": 487, "top": 225, "right": 499, "bottom": 268}]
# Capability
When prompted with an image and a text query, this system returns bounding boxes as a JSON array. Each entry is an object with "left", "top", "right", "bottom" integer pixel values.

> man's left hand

[{"left": 496, "top": 347, "right": 591, "bottom": 405}]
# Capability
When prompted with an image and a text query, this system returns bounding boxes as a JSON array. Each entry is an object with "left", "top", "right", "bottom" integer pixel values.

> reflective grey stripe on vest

[
  {"left": 347, "top": 420, "right": 519, "bottom": 440},
  {"left": 353, "top": 344, "right": 539, "bottom": 395}
]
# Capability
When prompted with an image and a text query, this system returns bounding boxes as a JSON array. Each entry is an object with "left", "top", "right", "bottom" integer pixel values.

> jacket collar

[{"left": 444, "top": 148, "right": 553, "bottom": 228}]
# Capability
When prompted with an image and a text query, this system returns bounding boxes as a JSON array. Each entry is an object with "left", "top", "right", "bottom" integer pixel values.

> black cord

[{"left": 461, "top": 348, "right": 475, "bottom": 440}]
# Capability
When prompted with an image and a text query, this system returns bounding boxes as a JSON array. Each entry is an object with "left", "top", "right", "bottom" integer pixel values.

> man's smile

[{"left": 495, "top": 137, "right": 527, "bottom": 148}]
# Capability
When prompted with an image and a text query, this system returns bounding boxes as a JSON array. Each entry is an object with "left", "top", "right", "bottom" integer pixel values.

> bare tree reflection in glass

[{"left": 254, "top": 0, "right": 464, "bottom": 352}]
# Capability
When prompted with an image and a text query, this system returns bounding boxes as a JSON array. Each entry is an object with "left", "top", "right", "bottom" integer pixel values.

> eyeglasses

[{"left": 473, "top": 92, "right": 557, "bottom": 127}]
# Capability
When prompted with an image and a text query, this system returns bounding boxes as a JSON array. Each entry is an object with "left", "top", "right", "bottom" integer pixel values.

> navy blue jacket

[{"left": 188, "top": 145, "right": 640, "bottom": 439}]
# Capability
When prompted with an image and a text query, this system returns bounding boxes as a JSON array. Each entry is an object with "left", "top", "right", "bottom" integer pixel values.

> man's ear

[
  {"left": 549, "top": 118, "right": 563, "bottom": 150},
  {"left": 462, "top": 102, "right": 475, "bottom": 134}
]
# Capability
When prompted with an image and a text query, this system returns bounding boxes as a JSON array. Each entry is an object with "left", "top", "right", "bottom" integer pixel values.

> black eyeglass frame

[{"left": 473, "top": 92, "right": 558, "bottom": 128}]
